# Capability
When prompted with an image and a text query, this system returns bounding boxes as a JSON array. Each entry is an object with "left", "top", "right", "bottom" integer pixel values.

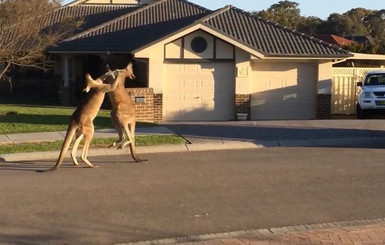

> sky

[{"left": 63, "top": 0, "right": 385, "bottom": 20}]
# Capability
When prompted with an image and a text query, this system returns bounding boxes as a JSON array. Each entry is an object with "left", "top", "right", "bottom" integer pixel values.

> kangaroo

[
  {"left": 85, "top": 62, "right": 146, "bottom": 162},
  {"left": 44, "top": 71, "right": 120, "bottom": 172}
]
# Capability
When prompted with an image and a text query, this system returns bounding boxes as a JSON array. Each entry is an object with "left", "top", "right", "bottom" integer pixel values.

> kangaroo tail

[
  {"left": 129, "top": 143, "right": 147, "bottom": 162},
  {"left": 50, "top": 121, "right": 77, "bottom": 171}
]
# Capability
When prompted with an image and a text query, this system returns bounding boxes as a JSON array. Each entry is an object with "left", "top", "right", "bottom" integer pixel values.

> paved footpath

[
  {"left": 127, "top": 221, "right": 385, "bottom": 245},
  {"left": 182, "top": 224, "right": 385, "bottom": 245}
]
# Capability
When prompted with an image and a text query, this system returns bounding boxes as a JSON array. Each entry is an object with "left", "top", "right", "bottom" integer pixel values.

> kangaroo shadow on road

[
  {"left": 0, "top": 161, "right": 69, "bottom": 172},
  {"left": 0, "top": 159, "right": 138, "bottom": 172}
]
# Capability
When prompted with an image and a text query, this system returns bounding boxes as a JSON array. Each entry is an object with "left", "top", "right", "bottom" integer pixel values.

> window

[{"left": 191, "top": 36, "right": 208, "bottom": 53}]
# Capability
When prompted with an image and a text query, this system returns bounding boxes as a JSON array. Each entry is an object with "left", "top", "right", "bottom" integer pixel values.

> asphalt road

[{"left": 0, "top": 147, "right": 385, "bottom": 245}]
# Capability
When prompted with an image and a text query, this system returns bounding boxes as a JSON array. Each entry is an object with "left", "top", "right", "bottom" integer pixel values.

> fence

[{"left": 331, "top": 67, "right": 380, "bottom": 114}]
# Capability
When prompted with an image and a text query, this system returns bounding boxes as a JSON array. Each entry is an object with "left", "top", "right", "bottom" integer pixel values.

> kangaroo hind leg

[
  {"left": 70, "top": 133, "right": 84, "bottom": 166},
  {"left": 109, "top": 113, "right": 125, "bottom": 149},
  {"left": 123, "top": 122, "right": 147, "bottom": 162},
  {"left": 80, "top": 127, "right": 98, "bottom": 168}
]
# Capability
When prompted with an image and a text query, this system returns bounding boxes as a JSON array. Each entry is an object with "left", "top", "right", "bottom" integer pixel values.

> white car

[{"left": 356, "top": 70, "right": 385, "bottom": 118}]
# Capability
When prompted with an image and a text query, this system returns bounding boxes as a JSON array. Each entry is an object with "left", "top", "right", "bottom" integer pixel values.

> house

[
  {"left": 345, "top": 35, "right": 375, "bottom": 46},
  {"left": 46, "top": 0, "right": 352, "bottom": 121},
  {"left": 314, "top": 34, "right": 354, "bottom": 47}
]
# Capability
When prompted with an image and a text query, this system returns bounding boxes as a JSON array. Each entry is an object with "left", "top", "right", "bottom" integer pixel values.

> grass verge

[
  {"left": 0, "top": 135, "right": 186, "bottom": 155},
  {"left": 0, "top": 105, "right": 154, "bottom": 134}
]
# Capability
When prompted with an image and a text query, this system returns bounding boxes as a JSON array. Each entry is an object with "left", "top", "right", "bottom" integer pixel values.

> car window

[{"left": 365, "top": 74, "right": 385, "bottom": 86}]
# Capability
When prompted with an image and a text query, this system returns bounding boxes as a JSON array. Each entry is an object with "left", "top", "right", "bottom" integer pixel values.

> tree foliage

[
  {"left": 253, "top": 1, "right": 302, "bottom": 30},
  {"left": 0, "top": 0, "right": 80, "bottom": 84},
  {"left": 252, "top": 1, "right": 385, "bottom": 54}
]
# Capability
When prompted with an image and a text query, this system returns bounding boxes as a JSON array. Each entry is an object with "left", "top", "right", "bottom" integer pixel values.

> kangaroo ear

[{"left": 84, "top": 73, "right": 92, "bottom": 93}]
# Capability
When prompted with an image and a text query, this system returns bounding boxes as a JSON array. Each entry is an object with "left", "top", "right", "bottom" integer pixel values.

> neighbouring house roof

[
  {"left": 48, "top": 0, "right": 351, "bottom": 58},
  {"left": 314, "top": 34, "right": 354, "bottom": 47},
  {"left": 345, "top": 35, "right": 375, "bottom": 45}
]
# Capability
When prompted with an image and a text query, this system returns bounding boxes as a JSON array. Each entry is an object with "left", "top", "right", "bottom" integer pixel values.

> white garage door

[
  {"left": 251, "top": 62, "right": 317, "bottom": 120},
  {"left": 164, "top": 63, "right": 235, "bottom": 121}
]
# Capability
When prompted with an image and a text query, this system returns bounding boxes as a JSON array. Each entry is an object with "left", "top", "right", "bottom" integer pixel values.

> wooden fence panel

[{"left": 331, "top": 67, "right": 379, "bottom": 114}]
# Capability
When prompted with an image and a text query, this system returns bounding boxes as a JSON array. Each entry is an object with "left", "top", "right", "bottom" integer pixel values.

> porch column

[
  {"left": 235, "top": 49, "right": 252, "bottom": 120},
  {"left": 59, "top": 55, "right": 71, "bottom": 105},
  {"left": 63, "top": 55, "right": 70, "bottom": 87},
  {"left": 316, "top": 61, "right": 333, "bottom": 119}
]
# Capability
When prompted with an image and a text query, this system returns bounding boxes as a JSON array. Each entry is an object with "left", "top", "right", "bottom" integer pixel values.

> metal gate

[{"left": 332, "top": 67, "right": 380, "bottom": 114}]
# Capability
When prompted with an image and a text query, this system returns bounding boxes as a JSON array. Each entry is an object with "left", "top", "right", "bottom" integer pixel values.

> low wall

[{"left": 127, "top": 88, "right": 156, "bottom": 122}]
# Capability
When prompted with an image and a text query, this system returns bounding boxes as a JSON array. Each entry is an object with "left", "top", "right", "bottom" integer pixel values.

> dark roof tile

[
  {"left": 50, "top": 0, "right": 210, "bottom": 52},
  {"left": 48, "top": 4, "right": 140, "bottom": 34},
  {"left": 202, "top": 6, "right": 349, "bottom": 56},
  {"left": 49, "top": 0, "right": 350, "bottom": 57}
]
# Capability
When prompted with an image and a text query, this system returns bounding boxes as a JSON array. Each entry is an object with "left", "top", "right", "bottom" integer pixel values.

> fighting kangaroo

[
  {"left": 85, "top": 62, "right": 146, "bottom": 162},
  {"left": 44, "top": 71, "right": 120, "bottom": 172}
]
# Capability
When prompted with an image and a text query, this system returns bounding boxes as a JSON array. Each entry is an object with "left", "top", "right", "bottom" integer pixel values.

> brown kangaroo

[
  {"left": 43, "top": 71, "right": 120, "bottom": 172},
  {"left": 86, "top": 62, "right": 146, "bottom": 162}
]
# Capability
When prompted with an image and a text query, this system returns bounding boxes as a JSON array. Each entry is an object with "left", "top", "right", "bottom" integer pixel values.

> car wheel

[{"left": 356, "top": 103, "right": 366, "bottom": 119}]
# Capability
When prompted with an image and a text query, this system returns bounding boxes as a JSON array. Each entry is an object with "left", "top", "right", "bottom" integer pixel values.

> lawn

[
  {"left": 0, "top": 105, "right": 186, "bottom": 154},
  {"left": 0, "top": 105, "right": 113, "bottom": 134}
]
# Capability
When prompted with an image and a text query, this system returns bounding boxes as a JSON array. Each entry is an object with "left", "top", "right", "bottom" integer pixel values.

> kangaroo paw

[{"left": 119, "top": 141, "right": 131, "bottom": 149}]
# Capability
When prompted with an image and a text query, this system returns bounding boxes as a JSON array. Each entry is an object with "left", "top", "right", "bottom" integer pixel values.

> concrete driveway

[{"left": 163, "top": 120, "right": 385, "bottom": 148}]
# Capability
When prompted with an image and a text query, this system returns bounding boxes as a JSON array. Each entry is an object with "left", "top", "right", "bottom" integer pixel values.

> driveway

[{"left": 163, "top": 120, "right": 385, "bottom": 147}]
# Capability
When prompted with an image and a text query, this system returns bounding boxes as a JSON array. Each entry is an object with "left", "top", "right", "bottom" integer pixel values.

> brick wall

[
  {"left": 154, "top": 94, "right": 163, "bottom": 123},
  {"left": 316, "top": 94, "right": 331, "bottom": 119},
  {"left": 235, "top": 94, "right": 251, "bottom": 120},
  {"left": 127, "top": 88, "right": 154, "bottom": 122}
]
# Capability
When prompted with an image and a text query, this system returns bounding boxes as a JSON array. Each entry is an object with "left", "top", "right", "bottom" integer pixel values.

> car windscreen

[{"left": 364, "top": 73, "right": 385, "bottom": 86}]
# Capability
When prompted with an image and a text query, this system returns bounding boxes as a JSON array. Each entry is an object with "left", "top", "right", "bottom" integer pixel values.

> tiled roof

[
  {"left": 48, "top": 0, "right": 350, "bottom": 57},
  {"left": 49, "top": 0, "right": 210, "bottom": 52},
  {"left": 47, "top": 4, "right": 140, "bottom": 35},
  {"left": 314, "top": 34, "right": 354, "bottom": 47},
  {"left": 345, "top": 35, "right": 375, "bottom": 45},
  {"left": 201, "top": 6, "right": 349, "bottom": 56}
]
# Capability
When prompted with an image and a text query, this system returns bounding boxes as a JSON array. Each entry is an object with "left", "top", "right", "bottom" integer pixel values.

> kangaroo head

[{"left": 121, "top": 62, "right": 136, "bottom": 80}]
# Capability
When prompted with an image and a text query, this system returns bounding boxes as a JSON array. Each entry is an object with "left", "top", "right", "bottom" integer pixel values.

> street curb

[
  {"left": 2, "top": 136, "right": 385, "bottom": 162},
  {"left": 114, "top": 218, "right": 385, "bottom": 245},
  {"left": 0, "top": 141, "right": 262, "bottom": 162}
]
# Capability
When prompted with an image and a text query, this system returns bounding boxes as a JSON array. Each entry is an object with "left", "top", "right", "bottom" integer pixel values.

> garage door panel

[
  {"left": 165, "top": 63, "right": 234, "bottom": 121},
  {"left": 183, "top": 79, "right": 199, "bottom": 89},
  {"left": 165, "top": 93, "right": 180, "bottom": 102},
  {"left": 251, "top": 63, "right": 316, "bottom": 120}
]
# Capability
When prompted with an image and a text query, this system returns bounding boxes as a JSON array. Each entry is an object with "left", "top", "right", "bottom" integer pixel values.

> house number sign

[{"left": 237, "top": 67, "right": 248, "bottom": 78}]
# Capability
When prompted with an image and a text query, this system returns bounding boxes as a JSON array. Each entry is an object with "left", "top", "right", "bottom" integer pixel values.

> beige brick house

[{"left": 48, "top": 0, "right": 352, "bottom": 121}]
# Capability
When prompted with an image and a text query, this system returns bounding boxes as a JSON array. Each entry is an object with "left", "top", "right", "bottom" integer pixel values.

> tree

[
  {"left": 252, "top": 1, "right": 385, "bottom": 54},
  {"left": 252, "top": 1, "right": 302, "bottom": 30},
  {"left": 0, "top": 0, "right": 79, "bottom": 87},
  {"left": 297, "top": 16, "right": 322, "bottom": 35},
  {"left": 366, "top": 9, "right": 385, "bottom": 41}
]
